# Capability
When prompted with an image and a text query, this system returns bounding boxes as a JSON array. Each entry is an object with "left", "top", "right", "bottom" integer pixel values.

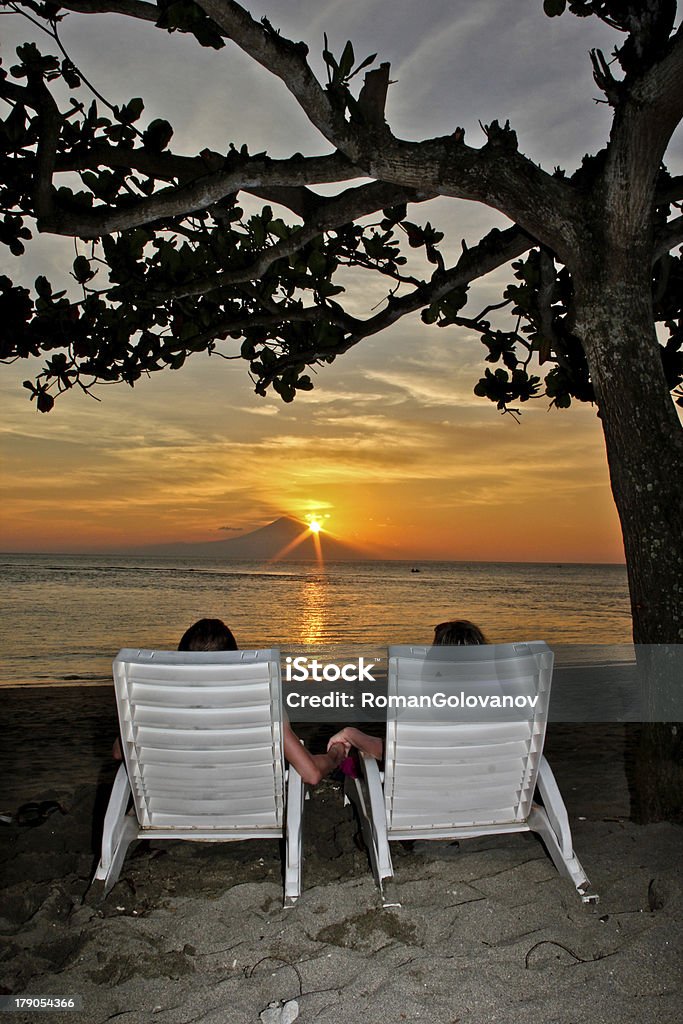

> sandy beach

[{"left": 1, "top": 687, "right": 681, "bottom": 1023}]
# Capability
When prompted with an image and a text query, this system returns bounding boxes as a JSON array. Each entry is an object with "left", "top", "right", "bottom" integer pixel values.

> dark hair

[
  {"left": 433, "top": 619, "right": 487, "bottom": 646},
  {"left": 178, "top": 618, "right": 238, "bottom": 652}
]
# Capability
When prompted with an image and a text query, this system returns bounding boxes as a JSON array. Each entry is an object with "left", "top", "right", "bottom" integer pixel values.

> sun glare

[{"left": 309, "top": 519, "right": 322, "bottom": 533}]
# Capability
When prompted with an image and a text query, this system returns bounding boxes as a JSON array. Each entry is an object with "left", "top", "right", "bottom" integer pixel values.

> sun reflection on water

[{"left": 299, "top": 579, "right": 327, "bottom": 645}]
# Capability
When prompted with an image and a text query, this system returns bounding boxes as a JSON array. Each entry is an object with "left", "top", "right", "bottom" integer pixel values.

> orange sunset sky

[
  {"left": 0, "top": 3, "right": 653, "bottom": 563},
  {"left": 1, "top": 311, "right": 624, "bottom": 561}
]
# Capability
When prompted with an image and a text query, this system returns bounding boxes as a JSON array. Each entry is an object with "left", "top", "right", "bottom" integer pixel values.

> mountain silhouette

[{"left": 127, "top": 516, "right": 365, "bottom": 561}]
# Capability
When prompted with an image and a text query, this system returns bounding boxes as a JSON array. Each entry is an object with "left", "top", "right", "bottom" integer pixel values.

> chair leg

[
  {"left": 93, "top": 763, "right": 138, "bottom": 894},
  {"left": 284, "top": 766, "right": 305, "bottom": 907},
  {"left": 345, "top": 754, "right": 398, "bottom": 905},
  {"left": 530, "top": 757, "right": 598, "bottom": 904}
]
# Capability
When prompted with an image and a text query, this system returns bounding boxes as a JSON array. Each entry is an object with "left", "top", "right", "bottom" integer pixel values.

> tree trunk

[
  {"left": 631, "top": 721, "right": 683, "bottom": 824},
  {"left": 574, "top": 258, "right": 683, "bottom": 821},
  {"left": 574, "top": 265, "right": 683, "bottom": 646}
]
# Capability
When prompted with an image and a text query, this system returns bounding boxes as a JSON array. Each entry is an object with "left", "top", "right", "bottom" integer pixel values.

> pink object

[{"left": 340, "top": 756, "right": 359, "bottom": 779}]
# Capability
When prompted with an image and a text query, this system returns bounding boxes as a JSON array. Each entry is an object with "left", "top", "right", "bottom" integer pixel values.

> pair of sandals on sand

[{"left": 2, "top": 800, "right": 65, "bottom": 827}]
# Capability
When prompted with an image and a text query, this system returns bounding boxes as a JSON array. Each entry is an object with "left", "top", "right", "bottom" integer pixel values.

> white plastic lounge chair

[
  {"left": 345, "top": 642, "right": 597, "bottom": 905},
  {"left": 94, "top": 648, "right": 304, "bottom": 906}
]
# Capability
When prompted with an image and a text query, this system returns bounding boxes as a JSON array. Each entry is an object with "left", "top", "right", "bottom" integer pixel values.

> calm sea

[{"left": 0, "top": 554, "right": 632, "bottom": 686}]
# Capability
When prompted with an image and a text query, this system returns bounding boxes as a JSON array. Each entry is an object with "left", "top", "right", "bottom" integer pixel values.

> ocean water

[{"left": 0, "top": 554, "right": 632, "bottom": 686}]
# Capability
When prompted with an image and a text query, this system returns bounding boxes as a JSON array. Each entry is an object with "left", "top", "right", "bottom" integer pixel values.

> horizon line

[{"left": 0, "top": 549, "right": 627, "bottom": 568}]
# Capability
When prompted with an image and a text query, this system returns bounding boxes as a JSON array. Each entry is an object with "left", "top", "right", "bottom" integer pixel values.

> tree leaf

[
  {"left": 348, "top": 52, "right": 377, "bottom": 80},
  {"left": 143, "top": 118, "right": 174, "bottom": 152},
  {"left": 339, "top": 40, "right": 355, "bottom": 80}
]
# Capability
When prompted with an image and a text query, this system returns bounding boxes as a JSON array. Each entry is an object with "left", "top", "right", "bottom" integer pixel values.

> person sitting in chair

[
  {"left": 326, "top": 617, "right": 488, "bottom": 761},
  {"left": 113, "top": 617, "right": 347, "bottom": 785},
  {"left": 432, "top": 618, "right": 487, "bottom": 646}
]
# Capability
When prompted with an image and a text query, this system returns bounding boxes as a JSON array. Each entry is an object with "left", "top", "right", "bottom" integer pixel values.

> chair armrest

[
  {"left": 358, "top": 752, "right": 393, "bottom": 881},
  {"left": 536, "top": 755, "right": 573, "bottom": 857},
  {"left": 284, "top": 764, "right": 305, "bottom": 906}
]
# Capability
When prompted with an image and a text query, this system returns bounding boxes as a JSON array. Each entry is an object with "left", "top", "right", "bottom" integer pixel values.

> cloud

[
  {"left": 231, "top": 404, "right": 281, "bottom": 417},
  {"left": 364, "top": 368, "right": 478, "bottom": 408}
]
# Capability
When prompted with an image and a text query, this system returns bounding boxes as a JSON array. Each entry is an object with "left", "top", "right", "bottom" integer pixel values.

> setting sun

[{"left": 309, "top": 519, "right": 322, "bottom": 533}]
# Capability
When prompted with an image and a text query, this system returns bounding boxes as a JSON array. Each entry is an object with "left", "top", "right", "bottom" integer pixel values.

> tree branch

[
  {"left": 243, "top": 185, "right": 323, "bottom": 219},
  {"left": 195, "top": 4, "right": 579, "bottom": 256},
  {"left": 604, "top": 25, "right": 683, "bottom": 235},
  {"left": 49, "top": 124, "right": 575, "bottom": 257},
  {"left": 632, "top": 23, "right": 683, "bottom": 133},
  {"left": 53, "top": 144, "right": 328, "bottom": 217},
  {"left": 52, "top": 154, "right": 341, "bottom": 226},
  {"left": 52, "top": 0, "right": 158, "bottom": 22},
  {"left": 30, "top": 73, "right": 61, "bottom": 220},
  {"left": 606, "top": 24, "right": 683, "bottom": 199},
  {"left": 174, "top": 304, "right": 354, "bottom": 353},
  {"left": 255, "top": 225, "right": 534, "bottom": 387},
  {"left": 13, "top": 2, "right": 578, "bottom": 258},
  {"left": 590, "top": 48, "right": 621, "bottom": 106},
  {"left": 357, "top": 63, "right": 391, "bottom": 126},
  {"left": 37, "top": 152, "right": 359, "bottom": 236},
  {"left": 359, "top": 131, "right": 580, "bottom": 264},
  {"left": 55, "top": 143, "right": 205, "bottom": 179},
  {"left": 656, "top": 174, "right": 683, "bottom": 205},
  {"left": 152, "top": 181, "right": 433, "bottom": 300}
]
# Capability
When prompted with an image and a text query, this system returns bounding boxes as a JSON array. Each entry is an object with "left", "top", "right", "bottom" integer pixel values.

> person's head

[
  {"left": 178, "top": 618, "right": 238, "bottom": 652},
  {"left": 433, "top": 619, "right": 487, "bottom": 646}
]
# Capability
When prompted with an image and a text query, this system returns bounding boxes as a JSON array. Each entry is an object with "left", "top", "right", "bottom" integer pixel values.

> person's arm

[
  {"left": 327, "top": 727, "right": 383, "bottom": 760},
  {"left": 283, "top": 722, "right": 346, "bottom": 786}
]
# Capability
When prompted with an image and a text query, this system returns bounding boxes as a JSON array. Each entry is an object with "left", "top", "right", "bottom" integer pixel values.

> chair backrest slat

[
  {"left": 385, "top": 642, "right": 553, "bottom": 831},
  {"left": 114, "top": 648, "right": 284, "bottom": 830}
]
